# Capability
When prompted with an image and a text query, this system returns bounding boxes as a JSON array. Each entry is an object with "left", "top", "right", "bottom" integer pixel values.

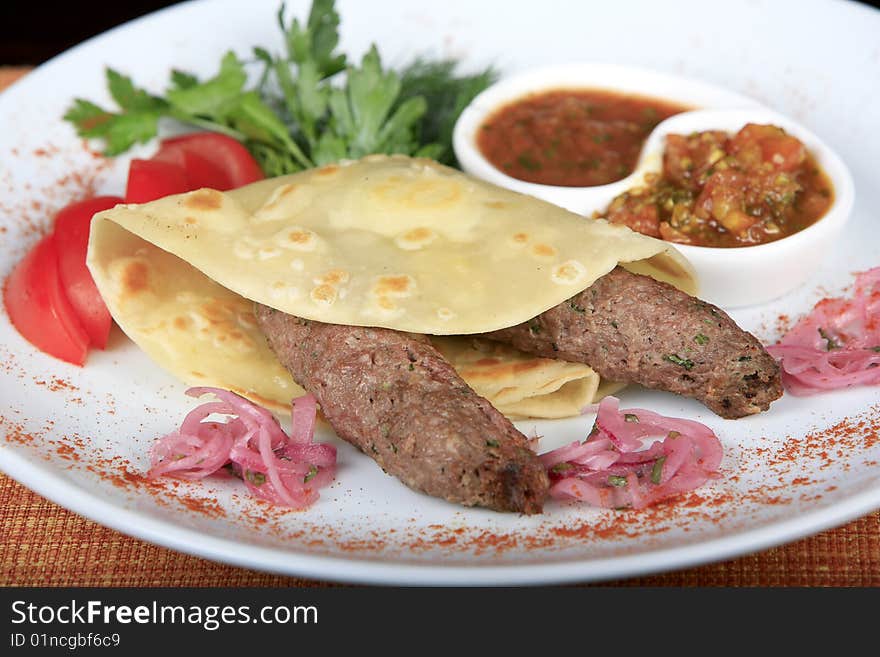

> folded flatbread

[{"left": 87, "top": 155, "right": 696, "bottom": 417}]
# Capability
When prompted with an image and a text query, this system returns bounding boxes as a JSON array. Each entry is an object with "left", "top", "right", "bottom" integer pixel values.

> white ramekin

[
  {"left": 636, "top": 109, "right": 854, "bottom": 308},
  {"left": 452, "top": 65, "right": 855, "bottom": 308}
]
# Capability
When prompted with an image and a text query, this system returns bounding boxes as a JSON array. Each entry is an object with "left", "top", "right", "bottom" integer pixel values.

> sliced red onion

[
  {"left": 768, "top": 267, "right": 880, "bottom": 395},
  {"left": 289, "top": 393, "right": 317, "bottom": 444},
  {"left": 147, "top": 387, "right": 336, "bottom": 509},
  {"left": 541, "top": 396, "right": 723, "bottom": 510}
]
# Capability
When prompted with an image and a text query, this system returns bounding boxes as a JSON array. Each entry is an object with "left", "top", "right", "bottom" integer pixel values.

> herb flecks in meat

[{"left": 663, "top": 353, "right": 695, "bottom": 370}]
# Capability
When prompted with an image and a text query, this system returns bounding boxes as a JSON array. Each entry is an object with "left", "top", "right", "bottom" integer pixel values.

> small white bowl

[
  {"left": 453, "top": 63, "right": 763, "bottom": 216},
  {"left": 453, "top": 65, "right": 855, "bottom": 308},
  {"left": 637, "top": 108, "right": 854, "bottom": 308}
]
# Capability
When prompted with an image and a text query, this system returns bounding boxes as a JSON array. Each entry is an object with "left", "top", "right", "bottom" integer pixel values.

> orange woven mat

[
  {"left": 2, "top": 66, "right": 880, "bottom": 587},
  {"left": 3, "top": 472, "right": 879, "bottom": 586}
]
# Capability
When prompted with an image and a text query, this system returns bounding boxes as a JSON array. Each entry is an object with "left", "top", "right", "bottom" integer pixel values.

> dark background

[
  {"left": 1, "top": 0, "right": 879, "bottom": 65},
  {"left": 0, "top": 1, "right": 181, "bottom": 64}
]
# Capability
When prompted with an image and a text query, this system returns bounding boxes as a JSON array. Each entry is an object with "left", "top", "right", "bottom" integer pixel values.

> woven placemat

[
  {"left": 2, "top": 65, "right": 879, "bottom": 587},
  {"left": 3, "top": 472, "right": 879, "bottom": 586}
]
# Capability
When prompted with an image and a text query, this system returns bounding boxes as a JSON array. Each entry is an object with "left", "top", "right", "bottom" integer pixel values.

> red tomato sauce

[
  {"left": 477, "top": 89, "right": 690, "bottom": 187},
  {"left": 602, "top": 124, "right": 834, "bottom": 247}
]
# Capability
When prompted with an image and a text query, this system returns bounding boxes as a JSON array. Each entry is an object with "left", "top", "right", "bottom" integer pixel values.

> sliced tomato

[
  {"left": 4, "top": 234, "right": 90, "bottom": 366},
  {"left": 152, "top": 142, "right": 231, "bottom": 190},
  {"left": 155, "top": 133, "right": 264, "bottom": 190},
  {"left": 54, "top": 196, "right": 123, "bottom": 349},
  {"left": 125, "top": 158, "right": 190, "bottom": 204},
  {"left": 124, "top": 134, "right": 263, "bottom": 204}
]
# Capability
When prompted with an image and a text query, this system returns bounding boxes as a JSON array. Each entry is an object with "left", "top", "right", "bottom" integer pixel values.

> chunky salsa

[
  {"left": 477, "top": 89, "right": 689, "bottom": 187},
  {"left": 602, "top": 124, "right": 834, "bottom": 247}
]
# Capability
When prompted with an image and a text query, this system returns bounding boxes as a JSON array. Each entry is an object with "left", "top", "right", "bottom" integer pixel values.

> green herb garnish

[
  {"left": 303, "top": 465, "right": 318, "bottom": 483},
  {"left": 246, "top": 470, "right": 266, "bottom": 486},
  {"left": 663, "top": 354, "right": 695, "bottom": 370},
  {"left": 651, "top": 456, "right": 666, "bottom": 485},
  {"left": 63, "top": 0, "right": 497, "bottom": 174},
  {"left": 694, "top": 333, "right": 709, "bottom": 345},
  {"left": 818, "top": 327, "right": 841, "bottom": 351},
  {"left": 608, "top": 475, "right": 628, "bottom": 487},
  {"left": 517, "top": 153, "right": 541, "bottom": 171},
  {"left": 624, "top": 413, "right": 639, "bottom": 423}
]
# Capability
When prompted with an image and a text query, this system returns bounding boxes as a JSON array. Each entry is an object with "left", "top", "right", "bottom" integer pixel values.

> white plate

[{"left": 2, "top": 0, "right": 880, "bottom": 586}]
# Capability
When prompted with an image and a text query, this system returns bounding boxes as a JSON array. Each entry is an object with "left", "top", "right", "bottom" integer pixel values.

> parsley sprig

[{"left": 63, "top": 0, "right": 496, "bottom": 175}]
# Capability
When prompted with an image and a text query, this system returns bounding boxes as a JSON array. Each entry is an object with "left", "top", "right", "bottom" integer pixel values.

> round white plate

[{"left": 2, "top": 0, "right": 879, "bottom": 585}]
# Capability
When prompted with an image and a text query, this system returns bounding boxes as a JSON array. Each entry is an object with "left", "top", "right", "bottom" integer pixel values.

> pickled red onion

[
  {"left": 540, "top": 396, "right": 723, "bottom": 509},
  {"left": 147, "top": 387, "right": 336, "bottom": 509},
  {"left": 767, "top": 267, "right": 880, "bottom": 395}
]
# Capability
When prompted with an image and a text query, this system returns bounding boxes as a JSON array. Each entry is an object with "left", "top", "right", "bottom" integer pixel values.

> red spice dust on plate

[
  {"left": 0, "top": 140, "right": 112, "bottom": 241},
  {"left": 5, "top": 384, "right": 878, "bottom": 562}
]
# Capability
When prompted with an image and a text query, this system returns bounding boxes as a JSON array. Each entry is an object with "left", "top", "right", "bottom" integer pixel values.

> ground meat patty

[
  {"left": 254, "top": 305, "right": 549, "bottom": 514},
  {"left": 482, "top": 267, "right": 782, "bottom": 419}
]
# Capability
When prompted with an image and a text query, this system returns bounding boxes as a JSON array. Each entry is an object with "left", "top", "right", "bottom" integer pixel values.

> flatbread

[
  {"left": 87, "top": 155, "right": 697, "bottom": 419},
  {"left": 88, "top": 219, "right": 303, "bottom": 414},
  {"left": 89, "top": 155, "right": 696, "bottom": 336},
  {"left": 431, "top": 337, "right": 625, "bottom": 419},
  {"left": 88, "top": 222, "right": 618, "bottom": 418}
]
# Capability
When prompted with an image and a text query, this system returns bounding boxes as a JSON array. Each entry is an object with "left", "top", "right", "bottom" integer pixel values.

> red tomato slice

[
  {"left": 156, "top": 133, "right": 264, "bottom": 190},
  {"left": 3, "top": 234, "right": 90, "bottom": 366},
  {"left": 54, "top": 196, "right": 123, "bottom": 349},
  {"left": 124, "top": 134, "right": 263, "bottom": 204},
  {"left": 125, "top": 158, "right": 190, "bottom": 204},
  {"left": 152, "top": 142, "right": 231, "bottom": 190}
]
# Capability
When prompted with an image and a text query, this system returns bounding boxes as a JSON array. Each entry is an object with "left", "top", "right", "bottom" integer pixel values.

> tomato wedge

[
  {"left": 125, "top": 158, "right": 190, "bottom": 204},
  {"left": 152, "top": 143, "right": 230, "bottom": 190},
  {"left": 5, "top": 131, "right": 263, "bottom": 366},
  {"left": 154, "top": 133, "right": 264, "bottom": 190},
  {"left": 54, "top": 196, "right": 122, "bottom": 349},
  {"left": 3, "top": 234, "right": 90, "bottom": 366},
  {"left": 124, "top": 133, "right": 263, "bottom": 203}
]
